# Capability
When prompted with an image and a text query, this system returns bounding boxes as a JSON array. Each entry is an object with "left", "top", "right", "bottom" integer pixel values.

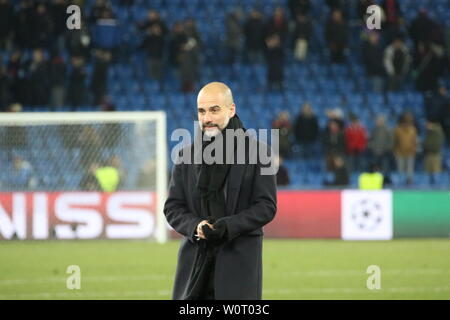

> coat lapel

[{"left": 226, "top": 163, "right": 247, "bottom": 215}]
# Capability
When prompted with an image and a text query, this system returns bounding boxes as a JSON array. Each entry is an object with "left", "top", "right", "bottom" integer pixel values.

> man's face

[{"left": 197, "top": 93, "right": 235, "bottom": 137}]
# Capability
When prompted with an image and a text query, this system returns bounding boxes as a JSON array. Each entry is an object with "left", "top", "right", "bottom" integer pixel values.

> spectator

[
  {"left": 272, "top": 111, "right": 293, "bottom": 158},
  {"left": 292, "top": 13, "right": 312, "bottom": 62},
  {"left": 368, "top": 115, "right": 393, "bottom": 177},
  {"left": 381, "top": 0, "right": 403, "bottom": 43},
  {"left": 325, "top": 107, "right": 345, "bottom": 130},
  {"left": 137, "top": 9, "right": 167, "bottom": 33},
  {"left": 358, "top": 163, "right": 384, "bottom": 190},
  {"left": 265, "top": 33, "right": 285, "bottom": 91},
  {"left": 94, "top": 155, "right": 124, "bottom": 192},
  {"left": 66, "top": 18, "right": 91, "bottom": 60},
  {"left": 89, "top": 0, "right": 110, "bottom": 24},
  {"left": 14, "top": 0, "right": 34, "bottom": 49},
  {"left": 322, "top": 119, "right": 346, "bottom": 171},
  {"left": 357, "top": 0, "right": 375, "bottom": 23},
  {"left": 91, "top": 49, "right": 112, "bottom": 105},
  {"left": 225, "top": 10, "right": 243, "bottom": 65},
  {"left": 67, "top": 55, "right": 87, "bottom": 109},
  {"left": 324, "top": 155, "right": 349, "bottom": 187},
  {"left": 168, "top": 22, "right": 187, "bottom": 70},
  {"left": 294, "top": 102, "right": 319, "bottom": 158},
  {"left": 7, "top": 50, "right": 27, "bottom": 105},
  {"left": 49, "top": 52, "right": 67, "bottom": 107},
  {"left": 141, "top": 23, "right": 166, "bottom": 86},
  {"left": 184, "top": 18, "right": 201, "bottom": 45},
  {"left": 9, "top": 156, "right": 37, "bottom": 190},
  {"left": 78, "top": 125, "right": 102, "bottom": 170},
  {"left": 432, "top": 86, "right": 450, "bottom": 143},
  {"left": 2, "top": 118, "right": 27, "bottom": 150},
  {"left": 409, "top": 9, "right": 439, "bottom": 50},
  {"left": 275, "top": 156, "right": 290, "bottom": 186},
  {"left": 80, "top": 162, "right": 102, "bottom": 191},
  {"left": 362, "top": 32, "right": 385, "bottom": 93},
  {"left": 394, "top": 112, "right": 417, "bottom": 185},
  {"left": 91, "top": 7, "right": 120, "bottom": 51},
  {"left": 32, "top": 2, "right": 53, "bottom": 49},
  {"left": 244, "top": 9, "right": 265, "bottom": 64},
  {"left": 265, "top": 7, "right": 289, "bottom": 44},
  {"left": 384, "top": 36, "right": 411, "bottom": 91},
  {"left": 325, "top": 9, "right": 348, "bottom": 64},
  {"left": 179, "top": 33, "right": 200, "bottom": 93},
  {"left": 28, "top": 49, "right": 50, "bottom": 106},
  {"left": 50, "top": 0, "right": 68, "bottom": 53},
  {"left": 178, "top": 18, "right": 201, "bottom": 92},
  {"left": 344, "top": 113, "right": 368, "bottom": 172},
  {"left": 288, "top": 0, "right": 311, "bottom": 20},
  {"left": 412, "top": 41, "right": 445, "bottom": 92},
  {"left": 423, "top": 120, "right": 445, "bottom": 185},
  {"left": 0, "top": 0, "right": 14, "bottom": 50},
  {"left": 0, "top": 65, "right": 10, "bottom": 111}
]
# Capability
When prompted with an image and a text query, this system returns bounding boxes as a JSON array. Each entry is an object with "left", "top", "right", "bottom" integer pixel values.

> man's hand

[
  {"left": 196, "top": 220, "right": 214, "bottom": 240},
  {"left": 202, "top": 219, "right": 228, "bottom": 245}
]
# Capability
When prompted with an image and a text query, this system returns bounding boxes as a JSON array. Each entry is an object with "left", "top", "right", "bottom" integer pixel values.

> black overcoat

[{"left": 164, "top": 137, "right": 277, "bottom": 300}]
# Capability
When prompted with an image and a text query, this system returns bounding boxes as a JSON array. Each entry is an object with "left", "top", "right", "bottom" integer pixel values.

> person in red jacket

[{"left": 345, "top": 113, "right": 368, "bottom": 173}]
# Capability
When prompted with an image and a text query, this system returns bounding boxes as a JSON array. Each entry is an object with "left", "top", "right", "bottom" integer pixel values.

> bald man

[{"left": 164, "top": 82, "right": 277, "bottom": 300}]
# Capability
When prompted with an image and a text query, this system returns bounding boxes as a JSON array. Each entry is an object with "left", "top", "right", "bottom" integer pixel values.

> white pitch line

[
  {"left": 266, "top": 268, "right": 450, "bottom": 277},
  {"left": 263, "top": 286, "right": 450, "bottom": 295},
  {"left": 1, "top": 269, "right": 449, "bottom": 286},
  {"left": 0, "top": 274, "right": 171, "bottom": 286},
  {"left": 0, "top": 289, "right": 171, "bottom": 300}
]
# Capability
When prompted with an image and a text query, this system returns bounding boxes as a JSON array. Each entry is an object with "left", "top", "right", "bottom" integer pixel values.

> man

[
  {"left": 164, "top": 82, "right": 277, "bottom": 300},
  {"left": 325, "top": 9, "right": 348, "bottom": 64},
  {"left": 358, "top": 163, "right": 384, "bottom": 190},
  {"left": 384, "top": 36, "right": 411, "bottom": 92},
  {"left": 362, "top": 32, "right": 385, "bottom": 93}
]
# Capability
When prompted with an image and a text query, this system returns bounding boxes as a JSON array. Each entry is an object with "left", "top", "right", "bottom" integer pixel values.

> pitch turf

[{"left": 0, "top": 239, "right": 449, "bottom": 300}]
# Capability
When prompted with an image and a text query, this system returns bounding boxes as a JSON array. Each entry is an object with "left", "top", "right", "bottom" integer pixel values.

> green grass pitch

[{"left": 0, "top": 239, "right": 449, "bottom": 300}]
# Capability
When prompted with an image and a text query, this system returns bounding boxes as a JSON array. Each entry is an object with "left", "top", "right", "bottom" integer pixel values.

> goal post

[{"left": 0, "top": 112, "right": 168, "bottom": 243}]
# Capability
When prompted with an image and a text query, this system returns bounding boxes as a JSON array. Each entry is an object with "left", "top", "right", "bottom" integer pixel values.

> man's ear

[{"left": 229, "top": 103, "right": 236, "bottom": 117}]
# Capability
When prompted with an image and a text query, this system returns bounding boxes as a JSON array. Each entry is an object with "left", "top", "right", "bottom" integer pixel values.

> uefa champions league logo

[{"left": 351, "top": 199, "right": 383, "bottom": 232}]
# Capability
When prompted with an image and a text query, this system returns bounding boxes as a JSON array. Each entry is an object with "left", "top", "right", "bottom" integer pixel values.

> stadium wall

[{"left": 0, "top": 191, "right": 449, "bottom": 240}]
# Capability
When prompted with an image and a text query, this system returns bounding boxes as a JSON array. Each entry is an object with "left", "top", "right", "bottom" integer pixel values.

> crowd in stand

[
  {"left": 273, "top": 100, "right": 448, "bottom": 187},
  {"left": 0, "top": 0, "right": 449, "bottom": 109}
]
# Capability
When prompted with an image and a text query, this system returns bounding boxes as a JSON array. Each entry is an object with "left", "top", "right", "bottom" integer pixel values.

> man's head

[
  {"left": 33, "top": 49, "right": 44, "bottom": 63},
  {"left": 392, "top": 36, "right": 404, "bottom": 49},
  {"left": 197, "top": 82, "right": 236, "bottom": 137},
  {"left": 334, "top": 156, "right": 344, "bottom": 168},
  {"left": 349, "top": 113, "right": 359, "bottom": 124},
  {"left": 368, "top": 31, "right": 380, "bottom": 45},
  {"left": 274, "top": 6, "right": 284, "bottom": 19},
  {"left": 147, "top": 9, "right": 159, "bottom": 21},
  {"left": 301, "top": 102, "right": 313, "bottom": 116},
  {"left": 375, "top": 115, "right": 386, "bottom": 127},
  {"left": 331, "top": 9, "right": 343, "bottom": 22}
]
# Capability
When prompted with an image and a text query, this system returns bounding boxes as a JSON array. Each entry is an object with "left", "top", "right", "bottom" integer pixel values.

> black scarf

[{"left": 184, "top": 114, "right": 245, "bottom": 300}]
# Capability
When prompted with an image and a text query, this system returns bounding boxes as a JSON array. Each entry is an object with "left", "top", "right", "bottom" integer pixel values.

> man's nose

[{"left": 203, "top": 112, "right": 212, "bottom": 123}]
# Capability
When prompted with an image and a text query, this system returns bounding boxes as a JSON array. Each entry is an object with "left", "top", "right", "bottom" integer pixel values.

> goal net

[{"left": 0, "top": 112, "right": 168, "bottom": 243}]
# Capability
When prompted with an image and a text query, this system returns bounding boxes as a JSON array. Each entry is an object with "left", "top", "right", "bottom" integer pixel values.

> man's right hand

[{"left": 196, "top": 220, "right": 214, "bottom": 240}]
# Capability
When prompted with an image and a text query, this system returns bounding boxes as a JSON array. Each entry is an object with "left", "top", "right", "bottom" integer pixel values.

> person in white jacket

[{"left": 384, "top": 36, "right": 411, "bottom": 91}]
